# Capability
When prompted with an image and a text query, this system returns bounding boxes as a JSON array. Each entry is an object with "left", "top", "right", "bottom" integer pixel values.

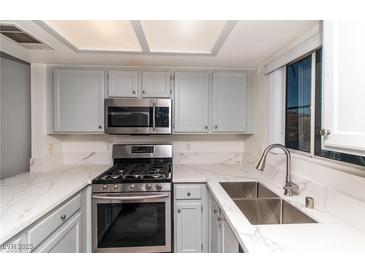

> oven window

[
  {"left": 108, "top": 107, "right": 152, "bottom": 127},
  {"left": 97, "top": 202, "right": 166, "bottom": 248}
]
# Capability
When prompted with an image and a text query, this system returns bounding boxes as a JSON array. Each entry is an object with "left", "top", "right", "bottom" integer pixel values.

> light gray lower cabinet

[
  {"left": 174, "top": 184, "right": 208, "bottom": 253},
  {"left": 221, "top": 218, "right": 239, "bottom": 253},
  {"left": 212, "top": 72, "right": 247, "bottom": 132},
  {"left": 34, "top": 212, "right": 82, "bottom": 253},
  {"left": 53, "top": 69, "right": 105, "bottom": 133},
  {"left": 174, "top": 72, "right": 210, "bottom": 133},
  {"left": 209, "top": 194, "right": 239, "bottom": 253},
  {"left": 0, "top": 188, "right": 89, "bottom": 253},
  {"left": 209, "top": 195, "right": 221, "bottom": 253},
  {"left": 141, "top": 71, "right": 172, "bottom": 98}
]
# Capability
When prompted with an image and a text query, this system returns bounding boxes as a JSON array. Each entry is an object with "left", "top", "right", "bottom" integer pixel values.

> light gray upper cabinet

[
  {"left": 141, "top": 71, "right": 172, "bottom": 98},
  {"left": 53, "top": 69, "right": 104, "bottom": 133},
  {"left": 107, "top": 70, "right": 138, "bottom": 98},
  {"left": 212, "top": 72, "right": 247, "bottom": 132},
  {"left": 174, "top": 72, "right": 209, "bottom": 133},
  {"left": 322, "top": 21, "right": 365, "bottom": 156}
]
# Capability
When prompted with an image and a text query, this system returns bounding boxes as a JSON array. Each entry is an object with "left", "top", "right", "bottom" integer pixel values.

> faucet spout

[{"left": 255, "top": 144, "right": 299, "bottom": 196}]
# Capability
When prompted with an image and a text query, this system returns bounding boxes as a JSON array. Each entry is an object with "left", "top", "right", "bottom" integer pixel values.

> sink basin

[
  {"left": 234, "top": 199, "right": 317, "bottom": 225},
  {"left": 220, "top": 181, "right": 317, "bottom": 225},
  {"left": 220, "top": 181, "right": 279, "bottom": 199}
]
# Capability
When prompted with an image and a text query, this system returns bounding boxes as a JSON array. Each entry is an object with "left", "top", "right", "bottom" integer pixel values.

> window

[
  {"left": 284, "top": 48, "right": 365, "bottom": 167},
  {"left": 285, "top": 55, "right": 312, "bottom": 153}
]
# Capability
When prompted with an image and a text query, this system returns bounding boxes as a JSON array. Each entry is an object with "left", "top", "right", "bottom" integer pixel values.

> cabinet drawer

[
  {"left": 27, "top": 194, "right": 81, "bottom": 249},
  {"left": 175, "top": 185, "right": 202, "bottom": 200}
]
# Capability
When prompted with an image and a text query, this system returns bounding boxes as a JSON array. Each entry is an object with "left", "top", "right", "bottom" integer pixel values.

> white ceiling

[{"left": 0, "top": 20, "right": 320, "bottom": 68}]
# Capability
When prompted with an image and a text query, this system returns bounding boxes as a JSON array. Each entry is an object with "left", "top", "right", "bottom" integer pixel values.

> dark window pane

[
  {"left": 285, "top": 55, "right": 312, "bottom": 153},
  {"left": 314, "top": 48, "right": 365, "bottom": 166}
]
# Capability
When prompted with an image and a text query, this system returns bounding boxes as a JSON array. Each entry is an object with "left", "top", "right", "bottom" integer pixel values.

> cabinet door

[
  {"left": 222, "top": 219, "right": 238, "bottom": 253},
  {"left": 174, "top": 72, "right": 209, "bottom": 133},
  {"left": 107, "top": 70, "right": 138, "bottom": 97},
  {"left": 212, "top": 72, "right": 247, "bottom": 132},
  {"left": 175, "top": 201, "right": 202, "bottom": 253},
  {"left": 322, "top": 21, "right": 365, "bottom": 156},
  {"left": 35, "top": 212, "right": 82, "bottom": 253},
  {"left": 53, "top": 69, "right": 104, "bottom": 132},
  {"left": 141, "top": 71, "right": 171, "bottom": 98},
  {"left": 209, "top": 196, "right": 222, "bottom": 253}
]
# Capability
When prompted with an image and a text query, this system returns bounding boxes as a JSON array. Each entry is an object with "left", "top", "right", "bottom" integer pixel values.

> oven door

[
  {"left": 92, "top": 192, "right": 171, "bottom": 253},
  {"left": 105, "top": 98, "right": 171, "bottom": 135}
]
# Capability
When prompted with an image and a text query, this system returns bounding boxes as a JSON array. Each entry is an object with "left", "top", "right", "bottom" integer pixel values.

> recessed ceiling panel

[
  {"left": 44, "top": 20, "right": 142, "bottom": 52},
  {"left": 141, "top": 20, "right": 227, "bottom": 54}
]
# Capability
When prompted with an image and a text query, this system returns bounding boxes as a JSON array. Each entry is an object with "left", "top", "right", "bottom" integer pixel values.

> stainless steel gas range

[{"left": 91, "top": 144, "right": 172, "bottom": 253}]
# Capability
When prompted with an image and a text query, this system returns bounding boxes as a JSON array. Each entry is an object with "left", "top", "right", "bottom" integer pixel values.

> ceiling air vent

[{"left": 0, "top": 24, "right": 54, "bottom": 50}]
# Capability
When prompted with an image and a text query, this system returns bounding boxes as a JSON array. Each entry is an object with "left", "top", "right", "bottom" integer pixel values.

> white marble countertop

[
  {"left": 173, "top": 163, "right": 365, "bottom": 252},
  {"left": 0, "top": 164, "right": 110, "bottom": 244},
  {"left": 2, "top": 161, "right": 365, "bottom": 252}
]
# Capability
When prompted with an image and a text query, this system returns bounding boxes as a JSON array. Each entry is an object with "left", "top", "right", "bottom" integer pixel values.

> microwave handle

[
  {"left": 152, "top": 102, "right": 156, "bottom": 131},
  {"left": 92, "top": 193, "right": 169, "bottom": 201}
]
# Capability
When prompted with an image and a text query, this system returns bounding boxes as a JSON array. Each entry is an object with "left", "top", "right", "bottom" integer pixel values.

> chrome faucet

[{"left": 256, "top": 144, "right": 299, "bottom": 196}]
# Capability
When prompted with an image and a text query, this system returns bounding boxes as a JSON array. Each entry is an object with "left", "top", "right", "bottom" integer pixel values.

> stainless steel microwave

[{"left": 105, "top": 98, "right": 172, "bottom": 135}]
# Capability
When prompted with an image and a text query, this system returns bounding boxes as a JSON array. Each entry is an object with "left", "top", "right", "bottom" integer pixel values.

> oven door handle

[
  {"left": 92, "top": 193, "right": 169, "bottom": 201},
  {"left": 152, "top": 101, "right": 156, "bottom": 132}
]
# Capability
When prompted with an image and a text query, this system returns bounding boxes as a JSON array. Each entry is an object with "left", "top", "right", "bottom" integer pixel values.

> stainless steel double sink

[{"left": 220, "top": 181, "right": 317, "bottom": 225}]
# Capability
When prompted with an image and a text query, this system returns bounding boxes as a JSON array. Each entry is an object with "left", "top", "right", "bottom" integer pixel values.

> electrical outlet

[
  {"left": 185, "top": 142, "right": 191, "bottom": 150},
  {"left": 48, "top": 143, "right": 54, "bottom": 154}
]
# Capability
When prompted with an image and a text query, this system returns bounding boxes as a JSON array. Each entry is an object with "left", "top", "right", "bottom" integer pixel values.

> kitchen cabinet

[
  {"left": 107, "top": 70, "right": 138, "bottom": 98},
  {"left": 174, "top": 72, "right": 210, "bottom": 133},
  {"left": 221, "top": 218, "right": 239, "bottom": 253},
  {"left": 141, "top": 71, "right": 172, "bottom": 98},
  {"left": 322, "top": 21, "right": 365, "bottom": 156},
  {"left": 174, "top": 184, "right": 208, "bottom": 253},
  {"left": 209, "top": 195, "right": 221, "bottom": 253},
  {"left": 175, "top": 201, "right": 202, "bottom": 252},
  {"left": 209, "top": 194, "right": 239, "bottom": 253},
  {"left": 34, "top": 212, "right": 81, "bottom": 253},
  {"left": 0, "top": 188, "right": 88, "bottom": 253},
  {"left": 212, "top": 72, "right": 247, "bottom": 132},
  {"left": 53, "top": 69, "right": 105, "bottom": 133}
]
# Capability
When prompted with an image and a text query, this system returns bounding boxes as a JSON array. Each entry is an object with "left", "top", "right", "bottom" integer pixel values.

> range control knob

[
  {"left": 113, "top": 184, "right": 119, "bottom": 191},
  {"left": 102, "top": 184, "right": 108, "bottom": 191},
  {"left": 156, "top": 183, "right": 163, "bottom": 191},
  {"left": 145, "top": 184, "right": 152, "bottom": 191},
  {"left": 129, "top": 184, "right": 135, "bottom": 191}
]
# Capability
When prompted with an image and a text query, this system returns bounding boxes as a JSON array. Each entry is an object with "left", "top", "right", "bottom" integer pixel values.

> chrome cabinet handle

[
  {"left": 177, "top": 208, "right": 181, "bottom": 213},
  {"left": 214, "top": 125, "right": 218, "bottom": 130},
  {"left": 320, "top": 128, "right": 331, "bottom": 137},
  {"left": 60, "top": 214, "right": 66, "bottom": 221},
  {"left": 187, "top": 192, "right": 191, "bottom": 197},
  {"left": 142, "top": 90, "right": 146, "bottom": 94},
  {"left": 132, "top": 90, "right": 136, "bottom": 94},
  {"left": 213, "top": 209, "right": 218, "bottom": 214},
  {"left": 217, "top": 216, "right": 222, "bottom": 222},
  {"left": 98, "top": 125, "right": 102, "bottom": 129},
  {"left": 204, "top": 126, "right": 208, "bottom": 130},
  {"left": 152, "top": 102, "right": 156, "bottom": 131}
]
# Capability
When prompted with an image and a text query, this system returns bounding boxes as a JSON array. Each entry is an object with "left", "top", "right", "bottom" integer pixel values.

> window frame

[{"left": 284, "top": 48, "right": 365, "bottom": 168}]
